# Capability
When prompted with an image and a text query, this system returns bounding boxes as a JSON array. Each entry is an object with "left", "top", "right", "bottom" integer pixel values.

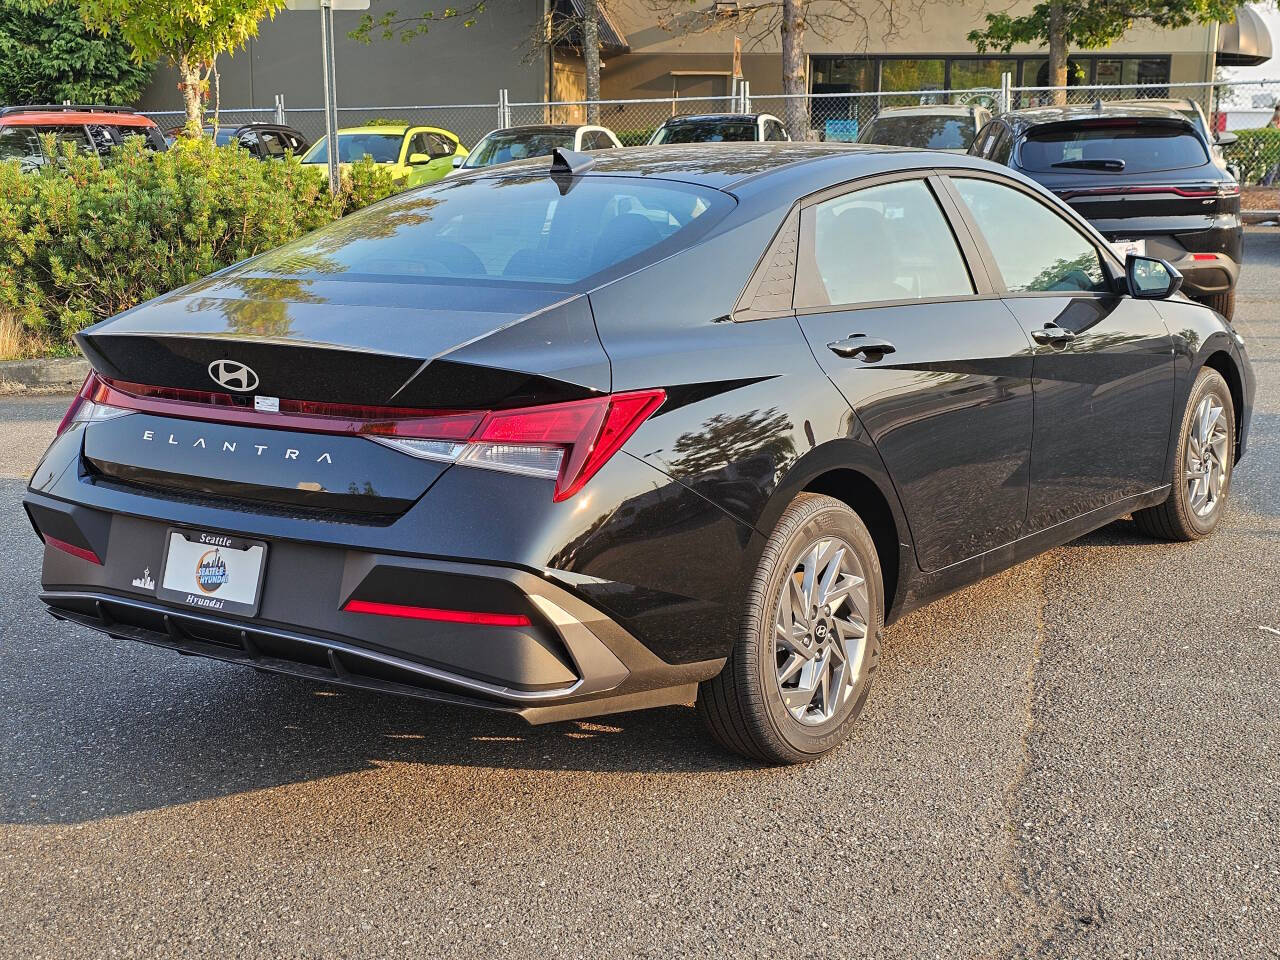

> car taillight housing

[
  {"left": 74, "top": 373, "right": 665, "bottom": 502},
  {"left": 55, "top": 374, "right": 133, "bottom": 436},
  {"left": 370, "top": 390, "right": 666, "bottom": 501}
]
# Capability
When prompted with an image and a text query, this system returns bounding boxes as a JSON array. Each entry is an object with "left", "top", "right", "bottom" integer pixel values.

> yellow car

[{"left": 301, "top": 124, "right": 468, "bottom": 188}]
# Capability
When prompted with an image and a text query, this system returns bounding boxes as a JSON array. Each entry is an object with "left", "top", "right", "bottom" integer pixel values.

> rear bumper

[
  {"left": 27, "top": 490, "right": 723, "bottom": 723},
  {"left": 1100, "top": 226, "right": 1242, "bottom": 298},
  {"left": 1167, "top": 250, "right": 1240, "bottom": 298}
]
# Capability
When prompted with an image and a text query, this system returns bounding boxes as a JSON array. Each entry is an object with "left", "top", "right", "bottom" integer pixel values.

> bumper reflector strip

[
  {"left": 44, "top": 535, "right": 102, "bottom": 565},
  {"left": 342, "top": 598, "right": 531, "bottom": 627}
]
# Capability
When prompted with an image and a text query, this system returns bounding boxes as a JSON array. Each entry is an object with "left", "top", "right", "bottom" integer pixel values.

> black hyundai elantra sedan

[{"left": 26, "top": 143, "right": 1255, "bottom": 764}]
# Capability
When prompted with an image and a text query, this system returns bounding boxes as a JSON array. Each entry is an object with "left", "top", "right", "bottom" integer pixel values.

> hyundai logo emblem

[{"left": 208, "top": 359, "right": 259, "bottom": 393}]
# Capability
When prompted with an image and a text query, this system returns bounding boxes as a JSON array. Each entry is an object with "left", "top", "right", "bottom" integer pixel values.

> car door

[
  {"left": 794, "top": 173, "right": 1035, "bottom": 571},
  {"left": 421, "top": 132, "right": 460, "bottom": 184},
  {"left": 943, "top": 173, "right": 1174, "bottom": 530}
]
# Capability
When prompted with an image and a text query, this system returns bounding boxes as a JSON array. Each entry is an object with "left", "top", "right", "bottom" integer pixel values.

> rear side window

[
  {"left": 861, "top": 115, "right": 975, "bottom": 150},
  {"left": 249, "top": 175, "right": 733, "bottom": 287},
  {"left": 1019, "top": 122, "right": 1208, "bottom": 173},
  {"left": 798, "top": 178, "right": 974, "bottom": 307},
  {"left": 953, "top": 177, "right": 1108, "bottom": 294},
  {"left": 653, "top": 121, "right": 758, "bottom": 143},
  {"left": 0, "top": 126, "right": 44, "bottom": 169}
]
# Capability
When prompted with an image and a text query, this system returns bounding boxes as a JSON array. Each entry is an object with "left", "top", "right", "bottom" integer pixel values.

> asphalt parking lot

[{"left": 1, "top": 229, "right": 1277, "bottom": 960}]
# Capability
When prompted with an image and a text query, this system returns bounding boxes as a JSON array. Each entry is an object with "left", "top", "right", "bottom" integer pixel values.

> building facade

[{"left": 137, "top": 1, "right": 1267, "bottom": 129}]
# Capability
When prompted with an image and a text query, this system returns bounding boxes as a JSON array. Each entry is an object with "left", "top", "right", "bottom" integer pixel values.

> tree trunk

[
  {"left": 780, "top": 0, "right": 808, "bottom": 140},
  {"left": 1048, "top": 1, "right": 1068, "bottom": 106},
  {"left": 177, "top": 52, "right": 205, "bottom": 136},
  {"left": 583, "top": 0, "right": 601, "bottom": 125}
]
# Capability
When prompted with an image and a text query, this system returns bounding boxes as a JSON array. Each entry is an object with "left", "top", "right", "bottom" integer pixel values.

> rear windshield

[
  {"left": 304, "top": 132, "right": 404, "bottom": 164},
  {"left": 464, "top": 132, "right": 575, "bottom": 168},
  {"left": 1019, "top": 122, "right": 1208, "bottom": 173},
  {"left": 860, "top": 115, "right": 975, "bottom": 150},
  {"left": 249, "top": 174, "right": 733, "bottom": 286},
  {"left": 652, "top": 121, "right": 757, "bottom": 144}
]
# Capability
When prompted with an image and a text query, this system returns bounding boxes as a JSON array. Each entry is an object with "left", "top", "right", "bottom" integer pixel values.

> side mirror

[
  {"left": 451, "top": 154, "right": 465, "bottom": 168},
  {"left": 407, "top": 152, "right": 430, "bottom": 165},
  {"left": 1215, "top": 130, "right": 1238, "bottom": 148},
  {"left": 1126, "top": 254, "right": 1183, "bottom": 300}
]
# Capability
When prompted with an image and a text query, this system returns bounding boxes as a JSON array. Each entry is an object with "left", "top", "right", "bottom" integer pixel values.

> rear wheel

[
  {"left": 1133, "top": 367, "right": 1234, "bottom": 541},
  {"left": 1197, "top": 289, "right": 1235, "bottom": 320},
  {"left": 698, "top": 493, "right": 882, "bottom": 765}
]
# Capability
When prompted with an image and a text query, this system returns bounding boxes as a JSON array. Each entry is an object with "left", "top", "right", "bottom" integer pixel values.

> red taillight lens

[
  {"left": 54, "top": 374, "right": 94, "bottom": 436},
  {"left": 342, "top": 598, "right": 531, "bottom": 627},
  {"left": 469, "top": 390, "right": 665, "bottom": 501},
  {"left": 55, "top": 373, "right": 133, "bottom": 436}
]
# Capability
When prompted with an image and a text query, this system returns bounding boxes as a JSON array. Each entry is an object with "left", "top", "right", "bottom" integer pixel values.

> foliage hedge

[
  {"left": 1222, "top": 127, "right": 1280, "bottom": 186},
  {"left": 0, "top": 137, "right": 396, "bottom": 357}
]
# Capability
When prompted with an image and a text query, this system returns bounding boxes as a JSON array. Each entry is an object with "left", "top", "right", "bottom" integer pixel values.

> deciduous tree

[
  {"left": 968, "top": 1, "right": 1237, "bottom": 105},
  {"left": 76, "top": 0, "right": 287, "bottom": 134}
]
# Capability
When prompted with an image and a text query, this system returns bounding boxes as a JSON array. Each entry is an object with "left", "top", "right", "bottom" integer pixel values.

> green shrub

[
  {"left": 0, "top": 137, "right": 396, "bottom": 352},
  {"left": 1221, "top": 127, "right": 1280, "bottom": 185}
]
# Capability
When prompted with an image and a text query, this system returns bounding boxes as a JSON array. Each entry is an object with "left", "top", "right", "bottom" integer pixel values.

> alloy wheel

[
  {"left": 773, "top": 537, "right": 870, "bottom": 726},
  {"left": 1185, "top": 393, "right": 1230, "bottom": 518}
]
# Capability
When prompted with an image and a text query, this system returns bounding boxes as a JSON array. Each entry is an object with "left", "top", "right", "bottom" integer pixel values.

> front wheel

[
  {"left": 698, "top": 493, "right": 882, "bottom": 764},
  {"left": 1133, "top": 367, "right": 1235, "bottom": 541}
]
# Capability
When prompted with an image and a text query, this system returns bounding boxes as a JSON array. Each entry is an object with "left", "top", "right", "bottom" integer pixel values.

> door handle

[
  {"left": 1031, "top": 324, "right": 1076, "bottom": 345},
  {"left": 827, "top": 335, "right": 897, "bottom": 361}
]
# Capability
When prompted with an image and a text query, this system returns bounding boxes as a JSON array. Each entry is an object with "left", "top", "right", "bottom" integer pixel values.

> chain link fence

[{"left": 145, "top": 78, "right": 1280, "bottom": 191}]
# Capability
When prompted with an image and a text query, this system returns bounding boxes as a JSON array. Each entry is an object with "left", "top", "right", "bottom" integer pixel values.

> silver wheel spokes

[
  {"left": 774, "top": 537, "right": 870, "bottom": 726},
  {"left": 1185, "top": 394, "right": 1229, "bottom": 518}
]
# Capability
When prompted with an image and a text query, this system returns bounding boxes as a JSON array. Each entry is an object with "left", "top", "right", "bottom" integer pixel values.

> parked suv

[
  {"left": 971, "top": 103, "right": 1242, "bottom": 317},
  {"left": 0, "top": 105, "right": 166, "bottom": 170}
]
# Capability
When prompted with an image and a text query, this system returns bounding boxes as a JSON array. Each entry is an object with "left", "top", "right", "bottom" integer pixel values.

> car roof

[
  {"left": 1000, "top": 102, "right": 1194, "bottom": 132},
  {"left": 659, "top": 114, "right": 764, "bottom": 125},
  {"left": 488, "top": 125, "right": 580, "bottom": 135},
  {"left": 0, "top": 108, "right": 154, "bottom": 127},
  {"left": 465, "top": 141, "right": 1008, "bottom": 193},
  {"left": 328, "top": 124, "right": 457, "bottom": 137},
  {"left": 873, "top": 104, "right": 983, "bottom": 117}
]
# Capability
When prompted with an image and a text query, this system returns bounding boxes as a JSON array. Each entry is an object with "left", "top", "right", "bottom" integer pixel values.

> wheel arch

[
  {"left": 758, "top": 435, "right": 916, "bottom": 624},
  {"left": 1202, "top": 349, "right": 1244, "bottom": 462},
  {"left": 801, "top": 469, "right": 906, "bottom": 623}
]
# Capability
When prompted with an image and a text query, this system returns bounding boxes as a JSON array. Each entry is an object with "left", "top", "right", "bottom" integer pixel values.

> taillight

[
  {"left": 372, "top": 390, "right": 666, "bottom": 501},
  {"left": 55, "top": 373, "right": 132, "bottom": 436}
]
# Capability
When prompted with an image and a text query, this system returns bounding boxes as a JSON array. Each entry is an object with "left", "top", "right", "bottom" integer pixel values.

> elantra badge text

[
  {"left": 142, "top": 430, "right": 333, "bottom": 464},
  {"left": 208, "top": 359, "right": 259, "bottom": 393}
]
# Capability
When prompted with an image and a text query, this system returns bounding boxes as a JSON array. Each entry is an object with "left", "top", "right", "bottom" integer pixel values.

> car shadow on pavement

[{"left": 1, "top": 650, "right": 760, "bottom": 825}]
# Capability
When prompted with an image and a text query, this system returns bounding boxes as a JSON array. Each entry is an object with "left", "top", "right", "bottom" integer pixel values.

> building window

[
  {"left": 810, "top": 54, "right": 1171, "bottom": 97},
  {"left": 951, "top": 58, "right": 1016, "bottom": 90},
  {"left": 880, "top": 58, "right": 945, "bottom": 92}
]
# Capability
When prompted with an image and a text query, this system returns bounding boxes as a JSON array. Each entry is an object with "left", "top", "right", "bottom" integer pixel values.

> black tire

[
  {"left": 697, "top": 493, "right": 883, "bottom": 765},
  {"left": 1133, "top": 367, "right": 1235, "bottom": 541},
  {"left": 1197, "top": 289, "right": 1235, "bottom": 320}
]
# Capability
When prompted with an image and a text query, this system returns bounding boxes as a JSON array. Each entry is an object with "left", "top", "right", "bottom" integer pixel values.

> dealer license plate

[{"left": 158, "top": 529, "right": 267, "bottom": 617}]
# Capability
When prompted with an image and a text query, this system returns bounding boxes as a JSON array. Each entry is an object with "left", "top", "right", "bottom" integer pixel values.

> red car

[{"left": 0, "top": 104, "right": 166, "bottom": 171}]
